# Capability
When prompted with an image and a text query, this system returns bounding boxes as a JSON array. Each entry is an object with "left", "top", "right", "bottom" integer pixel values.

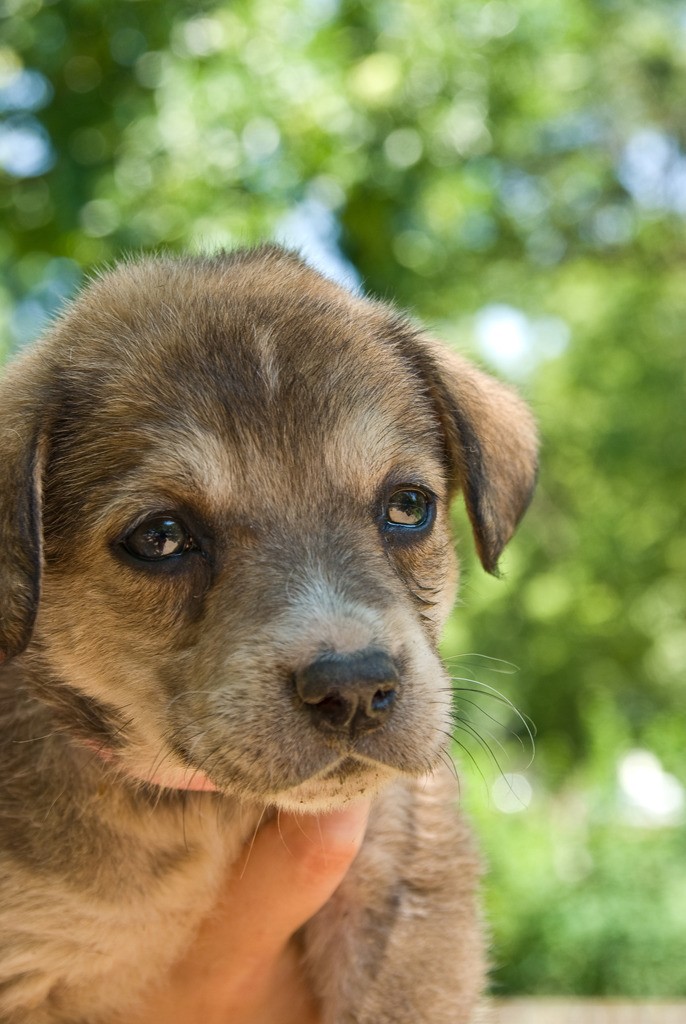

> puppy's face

[{"left": 0, "top": 249, "right": 537, "bottom": 810}]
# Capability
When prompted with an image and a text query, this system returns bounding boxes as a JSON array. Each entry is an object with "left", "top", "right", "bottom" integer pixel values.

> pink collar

[{"left": 81, "top": 739, "right": 220, "bottom": 793}]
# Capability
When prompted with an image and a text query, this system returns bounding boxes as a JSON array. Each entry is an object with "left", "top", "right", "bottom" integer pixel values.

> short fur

[{"left": 0, "top": 247, "right": 537, "bottom": 1023}]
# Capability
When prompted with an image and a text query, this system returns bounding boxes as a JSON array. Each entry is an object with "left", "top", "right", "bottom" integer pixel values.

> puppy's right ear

[{"left": 0, "top": 358, "right": 46, "bottom": 663}]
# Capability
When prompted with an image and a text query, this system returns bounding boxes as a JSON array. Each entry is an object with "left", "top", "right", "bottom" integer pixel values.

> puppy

[{"left": 0, "top": 247, "right": 537, "bottom": 1023}]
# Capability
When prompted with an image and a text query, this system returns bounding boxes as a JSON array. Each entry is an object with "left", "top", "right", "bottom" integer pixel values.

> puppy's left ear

[{"left": 412, "top": 337, "right": 538, "bottom": 575}]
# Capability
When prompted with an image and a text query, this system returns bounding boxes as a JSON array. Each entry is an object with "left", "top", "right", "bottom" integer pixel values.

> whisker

[
  {"left": 444, "top": 653, "right": 519, "bottom": 675},
  {"left": 181, "top": 790, "right": 189, "bottom": 850},
  {"left": 450, "top": 676, "right": 537, "bottom": 753},
  {"left": 276, "top": 807, "right": 295, "bottom": 857},
  {"left": 452, "top": 718, "right": 509, "bottom": 781},
  {"left": 12, "top": 730, "right": 66, "bottom": 744},
  {"left": 436, "top": 745, "right": 460, "bottom": 786},
  {"left": 453, "top": 713, "right": 511, "bottom": 767},
  {"left": 450, "top": 735, "right": 490, "bottom": 794},
  {"left": 451, "top": 696, "right": 532, "bottom": 757},
  {"left": 240, "top": 804, "right": 269, "bottom": 880}
]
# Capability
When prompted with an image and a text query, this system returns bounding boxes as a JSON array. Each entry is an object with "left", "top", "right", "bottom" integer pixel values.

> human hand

[{"left": 128, "top": 801, "right": 371, "bottom": 1024}]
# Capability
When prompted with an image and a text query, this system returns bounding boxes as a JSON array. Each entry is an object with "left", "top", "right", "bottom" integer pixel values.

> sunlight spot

[
  {"left": 348, "top": 53, "right": 402, "bottom": 107},
  {"left": 618, "top": 749, "right": 684, "bottom": 827},
  {"left": 619, "top": 128, "right": 686, "bottom": 215},
  {"left": 276, "top": 198, "right": 360, "bottom": 290},
  {"left": 384, "top": 127, "right": 423, "bottom": 168},
  {"left": 474, "top": 303, "right": 570, "bottom": 378},
  {"left": 0, "top": 117, "right": 54, "bottom": 177},
  {"left": 177, "top": 17, "right": 225, "bottom": 57},
  {"left": 80, "top": 199, "right": 121, "bottom": 238},
  {"left": 492, "top": 772, "right": 532, "bottom": 813},
  {"left": 476, "top": 305, "right": 529, "bottom": 372},
  {"left": 242, "top": 117, "right": 280, "bottom": 161},
  {"left": 0, "top": 67, "right": 52, "bottom": 111}
]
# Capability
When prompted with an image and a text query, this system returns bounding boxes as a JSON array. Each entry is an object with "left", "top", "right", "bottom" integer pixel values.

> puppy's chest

[{"left": 0, "top": 795, "right": 260, "bottom": 1021}]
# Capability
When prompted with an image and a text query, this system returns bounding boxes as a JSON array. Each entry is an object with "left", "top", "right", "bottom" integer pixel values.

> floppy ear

[
  {"left": 406, "top": 336, "right": 538, "bottom": 575},
  {"left": 0, "top": 356, "right": 46, "bottom": 663}
]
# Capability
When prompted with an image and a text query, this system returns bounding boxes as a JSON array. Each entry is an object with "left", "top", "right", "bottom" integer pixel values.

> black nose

[{"left": 294, "top": 649, "right": 399, "bottom": 737}]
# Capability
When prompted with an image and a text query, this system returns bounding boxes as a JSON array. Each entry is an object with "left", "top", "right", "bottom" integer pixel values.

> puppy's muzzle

[{"left": 294, "top": 648, "right": 399, "bottom": 738}]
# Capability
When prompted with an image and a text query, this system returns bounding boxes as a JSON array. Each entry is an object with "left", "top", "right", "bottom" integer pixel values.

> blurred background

[{"left": 1, "top": 0, "right": 685, "bottom": 998}]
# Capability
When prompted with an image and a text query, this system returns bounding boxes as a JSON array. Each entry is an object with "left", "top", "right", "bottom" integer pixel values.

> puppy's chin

[{"left": 265, "top": 757, "right": 398, "bottom": 813}]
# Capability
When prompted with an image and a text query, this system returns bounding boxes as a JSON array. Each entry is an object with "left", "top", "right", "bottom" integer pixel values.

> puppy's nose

[{"left": 294, "top": 649, "right": 399, "bottom": 736}]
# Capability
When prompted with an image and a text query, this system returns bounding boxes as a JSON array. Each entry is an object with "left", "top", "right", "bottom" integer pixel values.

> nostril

[
  {"left": 317, "top": 694, "right": 345, "bottom": 712},
  {"left": 371, "top": 688, "right": 396, "bottom": 714},
  {"left": 307, "top": 690, "right": 356, "bottom": 730}
]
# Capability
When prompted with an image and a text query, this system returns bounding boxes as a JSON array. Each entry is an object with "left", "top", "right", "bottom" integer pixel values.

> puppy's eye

[
  {"left": 385, "top": 489, "right": 432, "bottom": 528},
  {"left": 123, "top": 517, "right": 194, "bottom": 561}
]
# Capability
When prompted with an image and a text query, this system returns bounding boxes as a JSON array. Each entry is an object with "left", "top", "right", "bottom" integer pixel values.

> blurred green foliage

[{"left": 1, "top": 0, "right": 685, "bottom": 997}]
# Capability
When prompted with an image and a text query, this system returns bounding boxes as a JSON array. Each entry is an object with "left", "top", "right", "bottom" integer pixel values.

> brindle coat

[{"left": 0, "top": 247, "right": 537, "bottom": 1023}]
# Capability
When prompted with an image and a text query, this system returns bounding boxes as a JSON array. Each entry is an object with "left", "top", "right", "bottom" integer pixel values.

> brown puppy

[{"left": 0, "top": 247, "right": 537, "bottom": 1023}]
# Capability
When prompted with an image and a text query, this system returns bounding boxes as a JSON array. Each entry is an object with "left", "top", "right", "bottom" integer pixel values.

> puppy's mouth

[
  {"left": 191, "top": 749, "right": 388, "bottom": 804},
  {"left": 81, "top": 732, "right": 387, "bottom": 801},
  {"left": 319, "top": 756, "right": 371, "bottom": 781},
  {"left": 92, "top": 747, "right": 387, "bottom": 808}
]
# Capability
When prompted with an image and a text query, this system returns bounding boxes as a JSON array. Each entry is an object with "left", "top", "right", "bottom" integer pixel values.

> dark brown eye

[
  {"left": 123, "top": 517, "right": 193, "bottom": 561},
  {"left": 385, "top": 489, "right": 432, "bottom": 528}
]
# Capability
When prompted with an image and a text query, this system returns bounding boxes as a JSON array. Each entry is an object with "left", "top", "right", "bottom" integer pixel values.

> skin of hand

[{"left": 127, "top": 800, "right": 372, "bottom": 1024}]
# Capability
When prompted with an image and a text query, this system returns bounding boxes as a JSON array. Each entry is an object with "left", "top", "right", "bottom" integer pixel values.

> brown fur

[{"left": 0, "top": 247, "right": 537, "bottom": 1023}]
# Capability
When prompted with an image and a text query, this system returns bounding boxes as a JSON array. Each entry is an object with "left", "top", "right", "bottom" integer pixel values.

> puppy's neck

[{"left": 80, "top": 737, "right": 220, "bottom": 792}]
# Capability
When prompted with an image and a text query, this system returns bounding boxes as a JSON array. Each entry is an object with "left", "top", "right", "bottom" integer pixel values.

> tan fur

[{"left": 0, "top": 247, "right": 537, "bottom": 1023}]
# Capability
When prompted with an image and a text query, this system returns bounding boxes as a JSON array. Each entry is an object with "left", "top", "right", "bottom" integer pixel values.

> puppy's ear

[
  {"left": 0, "top": 359, "right": 46, "bottom": 663},
  {"left": 406, "top": 336, "right": 538, "bottom": 575}
]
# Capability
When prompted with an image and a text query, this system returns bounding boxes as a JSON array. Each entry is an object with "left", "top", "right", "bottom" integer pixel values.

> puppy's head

[{"left": 0, "top": 248, "right": 537, "bottom": 809}]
